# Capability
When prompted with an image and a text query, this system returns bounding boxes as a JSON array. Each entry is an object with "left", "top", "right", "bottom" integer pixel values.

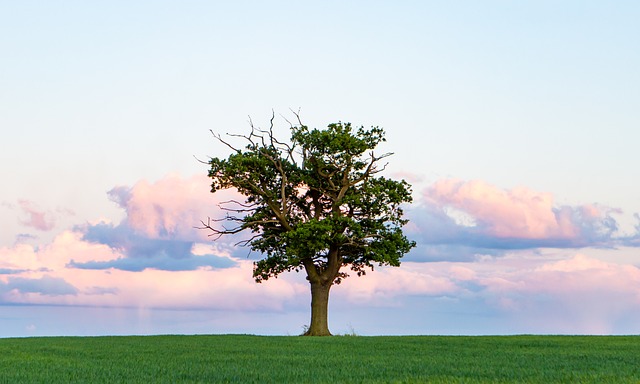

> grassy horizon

[{"left": 1, "top": 334, "right": 639, "bottom": 383}]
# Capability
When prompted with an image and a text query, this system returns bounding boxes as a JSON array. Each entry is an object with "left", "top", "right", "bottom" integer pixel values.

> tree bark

[{"left": 304, "top": 280, "right": 332, "bottom": 336}]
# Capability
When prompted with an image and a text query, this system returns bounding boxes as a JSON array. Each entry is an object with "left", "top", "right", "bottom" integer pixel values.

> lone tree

[{"left": 203, "top": 114, "right": 415, "bottom": 336}]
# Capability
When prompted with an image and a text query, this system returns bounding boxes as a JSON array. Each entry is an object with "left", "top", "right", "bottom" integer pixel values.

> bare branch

[
  {"left": 268, "top": 109, "right": 276, "bottom": 142},
  {"left": 218, "top": 199, "right": 258, "bottom": 209},
  {"left": 193, "top": 154, "right": 210, "bottom": 165},
  {"left": 211, "top": 130, "right": 246, "bottom": 154},
  {"left": 346, "top": 151, "right": 393, "bottom": 188},
  {"left": 226, "top": 131, "right": 256, "bottom": 148},
  {"left": 196, "top": 217, "right": 245, "bottom": 240},
  {"left": 289, "top": 108, "right": 304, "bottom": 127}
]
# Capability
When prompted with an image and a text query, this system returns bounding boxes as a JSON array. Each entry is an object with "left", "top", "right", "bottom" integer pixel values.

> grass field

[{"left": 1, "top": 335, "right": 639, "bottom": 383}]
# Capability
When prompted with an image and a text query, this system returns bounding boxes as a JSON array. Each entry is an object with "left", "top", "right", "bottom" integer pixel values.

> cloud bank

[{"left": 2, "top": 174, "right": 640, "bottom": 334}]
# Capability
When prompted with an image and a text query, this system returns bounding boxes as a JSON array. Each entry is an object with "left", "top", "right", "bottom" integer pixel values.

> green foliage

[
  {"left": 206, "top": 118, "right": 415, "bottom": 284},
  {"left": 2, "top": 335, "right": 640, "bottom": 383}
]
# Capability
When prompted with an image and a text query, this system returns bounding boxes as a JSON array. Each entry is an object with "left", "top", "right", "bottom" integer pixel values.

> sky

[{"left": 1, "top": 1, "right": 640, "bottom": 337}]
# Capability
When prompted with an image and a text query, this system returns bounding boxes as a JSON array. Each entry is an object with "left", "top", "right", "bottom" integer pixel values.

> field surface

[{"left": 0, "top": 335, "right": 639, "bottom": 383}]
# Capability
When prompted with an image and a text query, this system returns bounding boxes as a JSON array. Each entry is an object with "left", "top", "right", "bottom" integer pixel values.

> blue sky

[{"left": 1, "top": 1, "right": 640, "bottom": 337}]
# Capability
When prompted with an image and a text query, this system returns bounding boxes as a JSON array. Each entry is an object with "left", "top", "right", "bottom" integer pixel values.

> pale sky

[{"left": 1, "top": 1, "right": 640, "bottom": 337}]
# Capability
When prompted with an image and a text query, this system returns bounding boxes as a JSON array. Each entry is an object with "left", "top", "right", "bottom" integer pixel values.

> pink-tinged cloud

[
  {"left": 74, "top": 174, "right": 250, "bottom": 271},
  {"left": 411, "top": 179, "right": 620, "bottom": 255},
  {"left": 343, "top": 251, "right": 640, "bottom": 334},
  {"left": 335, "top": 263, "right": 459, "bottom": 305},
  {"left": 331, "top": 250, "right": 640, "bottom": 333},
  {"left": 17, "top": 200, "right": 56, "bottom": 231},
  {"left": 0, "top": 230, "right": 302, "bottom": 310},
  {"left": 0, "top": 231, "right": 121, "bottom": 274},
  {"left": 434, "top": 251, "right": 640, "bottom": 334},
  {"left": 424, "top": 179, "right": 571, "bottom": 239},
  {"left": 107, "top": 174, "right": 241, "bottom": 242}
]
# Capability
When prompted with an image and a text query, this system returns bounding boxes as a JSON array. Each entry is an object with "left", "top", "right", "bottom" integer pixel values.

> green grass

[{"left": 0, "top": 335, "right": 639, "bottom": 383}]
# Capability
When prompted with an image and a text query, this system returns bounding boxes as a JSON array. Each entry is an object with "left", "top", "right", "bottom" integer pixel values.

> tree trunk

[{"left": 304, "top": 280, "right": 332, "bottom": 336}]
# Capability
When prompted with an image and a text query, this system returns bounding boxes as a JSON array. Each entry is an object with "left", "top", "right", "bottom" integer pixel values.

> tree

[{"left": 202, "top": 114, "right": 415, "bottom": 336}]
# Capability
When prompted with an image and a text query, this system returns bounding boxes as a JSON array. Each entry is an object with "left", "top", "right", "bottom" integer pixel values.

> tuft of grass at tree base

[{"left": 1, "top": 335, "right": 639, "bottom": 383}]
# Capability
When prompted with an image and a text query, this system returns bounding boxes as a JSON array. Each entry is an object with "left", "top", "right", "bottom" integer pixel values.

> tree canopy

[{"left": 204, "top": 114, "right": 415, "bottom": 335}]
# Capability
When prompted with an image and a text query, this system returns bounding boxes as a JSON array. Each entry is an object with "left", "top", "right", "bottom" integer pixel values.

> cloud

[
  {"left": 619, "top": 213, "right": 640, "bottom": 247},
  {"left": 473, "top": 253, "right": 640, "bottom": 334},
  {"left": 17, "top": 200, "right": 56, "bottom": 231},
  {"left": 76, "top": 174, "right": 246, "bottom": 271},
  {"left": 335, "top": 262, "right": 460, "bottom": 305},
  {"left": 334, "top": 250, "right": 640, "bottom": 334},
  {"left": 68, "top": 252, "right": 236, "bottom": 272},
  {"left": 0, "top": 230, "right": 302, "bottom": 310},
  {"left": 407, "top": 179, "right": 623, "bottom": 261},
  {"left": 82, "top": 221, "right": 194, "bottom": 260},
  {"left": 0, "top": 174, "right": 297, "bottom": 309},
  {"left": 84, "top": 286, "right": 119, "bottom": 296},
  {"left": 0, "top": 268, "right": 28, "bottom": 275},
  {"left": 0, "top": 242, "right": 42, "bottom": 272},
  {"left": 2, "top": 275, "right": 78, "bottom": 296},
  {"left": 76, "top": 221, "right": 238, "bottom": 272},
  {"left": 106, "top": 174, "right": 241, "bottom": 242}
]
